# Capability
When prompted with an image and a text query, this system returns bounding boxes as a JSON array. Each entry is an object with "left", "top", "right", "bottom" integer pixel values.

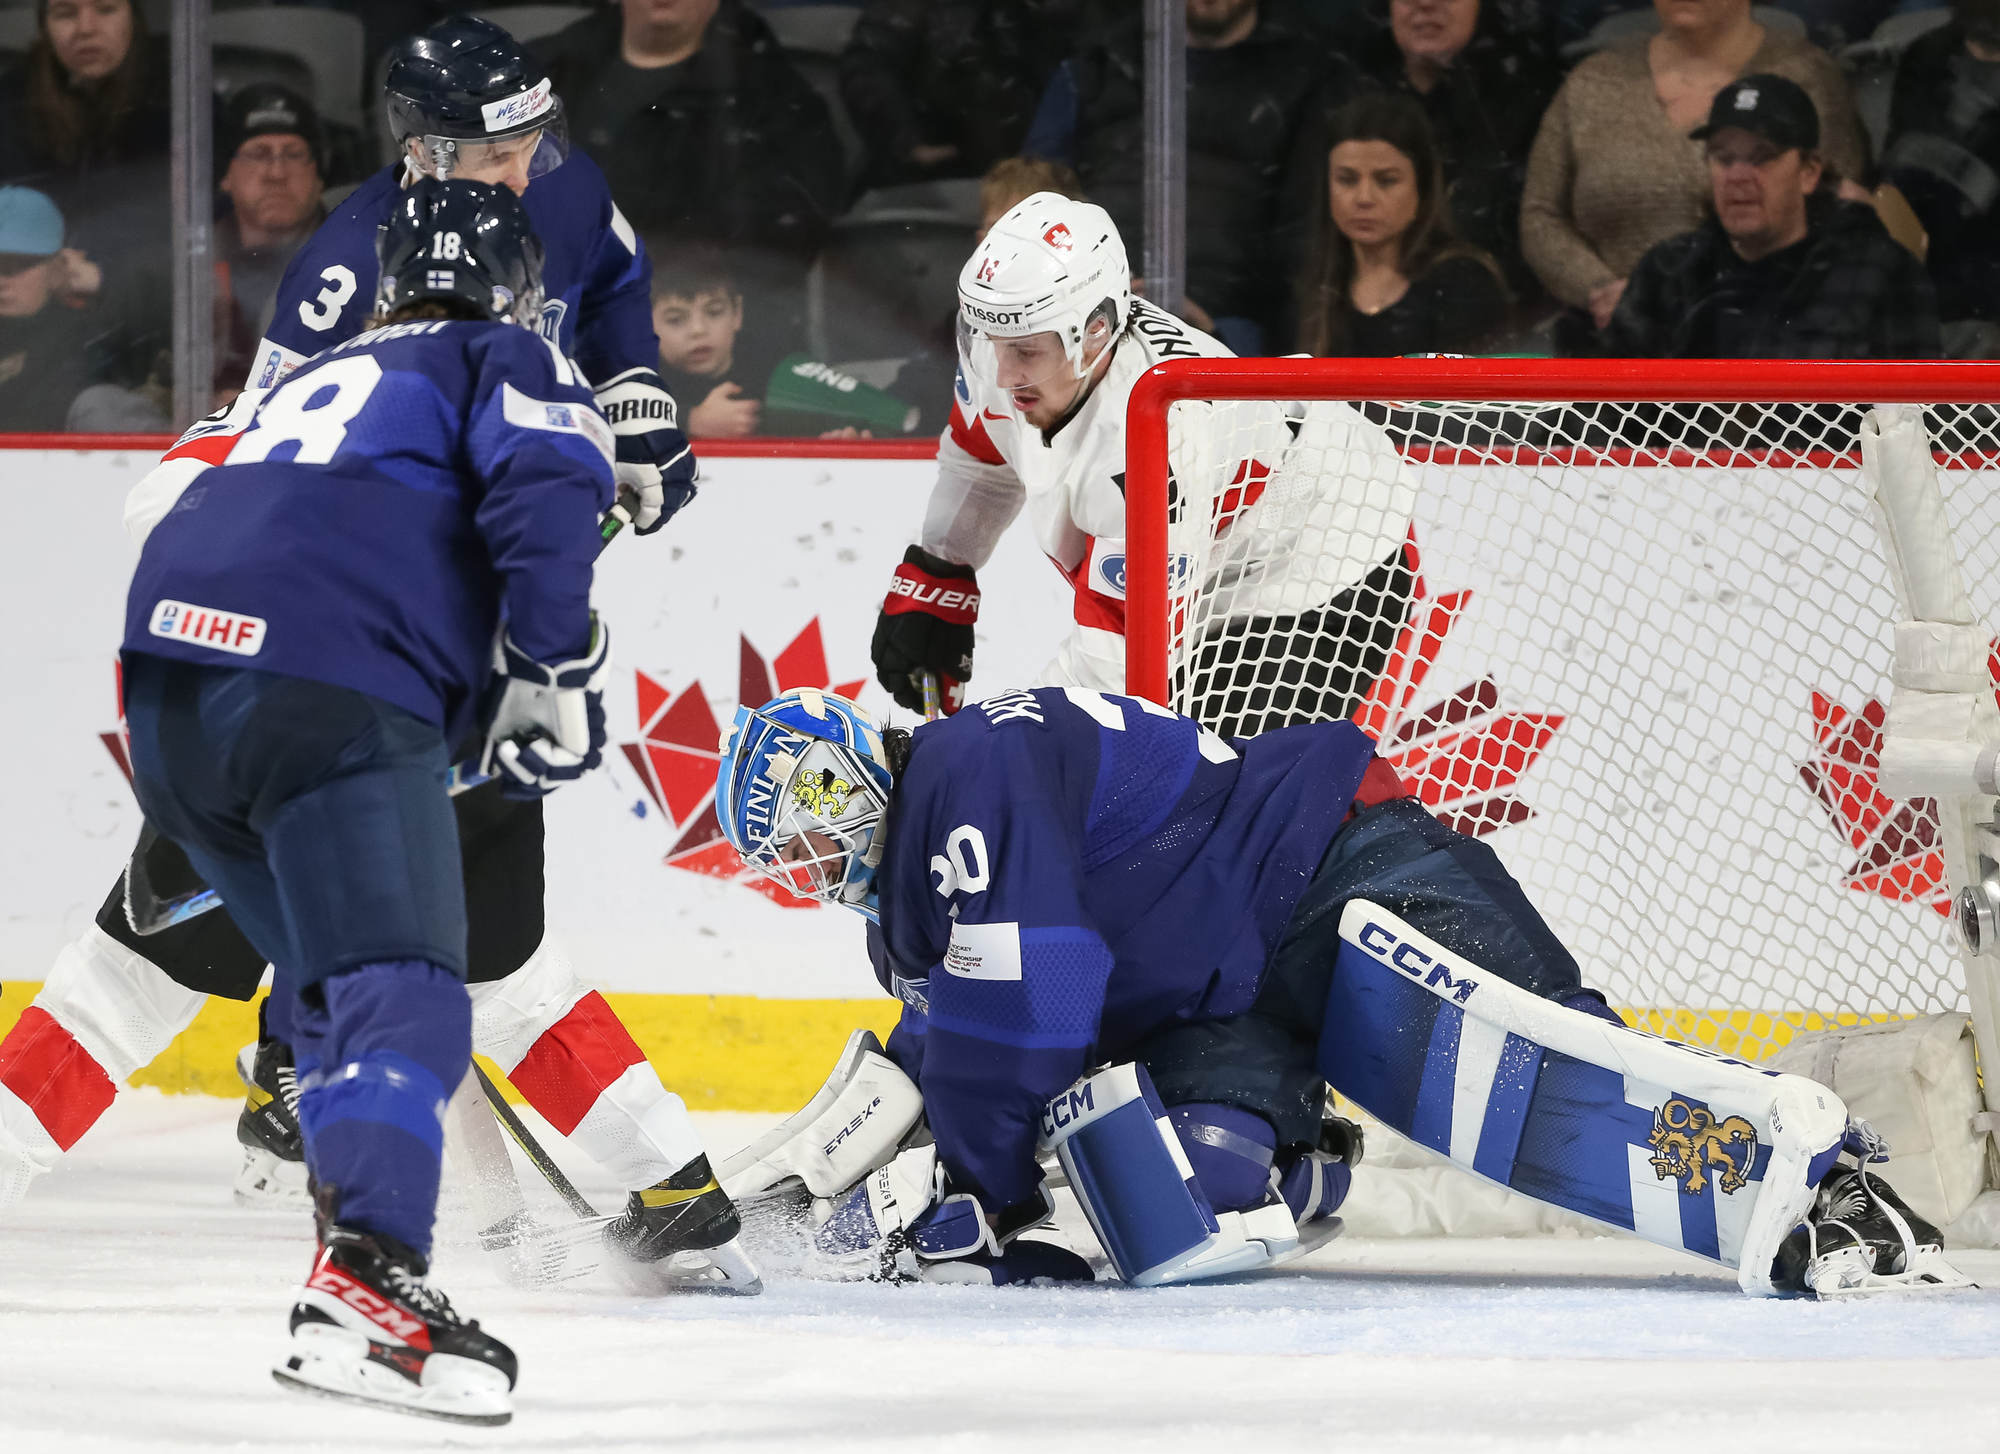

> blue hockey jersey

[
  {"left": 248, "top": 153, "right": 654, "bottom": 391},
  {"left": 868, "top": 687, "right": 1376, "bottom": 1206},
  {"left": 123, "top": 321, "right": 615, "bottom": 743}
]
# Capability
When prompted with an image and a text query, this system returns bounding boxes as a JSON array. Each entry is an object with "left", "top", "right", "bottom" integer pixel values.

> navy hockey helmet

[
  {"left": 384, "top": 16, "right": 567, "bottom": 186},
  {"left": 374, "top": 178, "right": 547, "bottom": 329}
]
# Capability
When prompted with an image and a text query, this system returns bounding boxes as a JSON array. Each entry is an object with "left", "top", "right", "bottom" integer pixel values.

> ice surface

[{"left": 6, "top": 1091, "right": 2000, "bottom": 1452}]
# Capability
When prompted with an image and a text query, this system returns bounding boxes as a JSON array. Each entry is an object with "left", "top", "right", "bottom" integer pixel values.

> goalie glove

[
  {"left": 480, "top": 615, "right": 612, "bottom": 799},
  {"left": 871, "top": 545, "right": 979, "bottom": 714},
  {"left": 595, "top": 366, "right": 697, "bottom": 534}
]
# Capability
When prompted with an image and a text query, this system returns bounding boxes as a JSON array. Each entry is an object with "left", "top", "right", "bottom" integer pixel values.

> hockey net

[{"left": 1124, "top": 359, "right": 2000, "bottom": 1068}]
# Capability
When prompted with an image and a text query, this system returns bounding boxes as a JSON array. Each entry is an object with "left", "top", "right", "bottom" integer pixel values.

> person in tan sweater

[{"left": 1520, "top": 0, "right": 1867, "bottom": 338}]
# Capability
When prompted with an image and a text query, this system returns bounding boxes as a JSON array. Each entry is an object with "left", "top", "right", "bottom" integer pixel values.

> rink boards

[{"left": 0, "top": 441, "right": 1979, "bottom": 1104}]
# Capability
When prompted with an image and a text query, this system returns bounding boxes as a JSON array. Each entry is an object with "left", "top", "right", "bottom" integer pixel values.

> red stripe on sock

[
  {"left": 0, "top": 1007, "right": 118, "bottom": 1151},
  {"left": 505, "top": 992, "right": 647, "bottom": 1136}
]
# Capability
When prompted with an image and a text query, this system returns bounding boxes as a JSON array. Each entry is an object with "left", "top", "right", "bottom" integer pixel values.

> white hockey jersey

[{"left": 924, "top": 298, "right": 1415, "bottom": 694}]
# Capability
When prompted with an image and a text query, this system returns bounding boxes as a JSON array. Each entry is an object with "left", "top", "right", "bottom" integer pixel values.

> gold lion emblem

[
  {"left": 1647, "top": 1098, "right": 1758, "bottom": 1195},
  {"left": 792, "top": 768, "right": 853, "bottom": 820}
]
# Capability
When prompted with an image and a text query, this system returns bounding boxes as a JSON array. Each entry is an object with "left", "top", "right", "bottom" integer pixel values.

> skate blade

[
  {"left": 273, "top": 1337, "right": 512, "bottom": 1426},
  {"left": 233, "top": 1146, "right": 310, "bottom": 1209},
  {"left": 613, "top": 1237, "right": 764, "bottom": 1296},
  {"left": 1280, "top": 1215, "right": 1346, "bottom": 1263},
  {"left": 1808, "top": 1245, "right": 1980, "bottom": 1300}
]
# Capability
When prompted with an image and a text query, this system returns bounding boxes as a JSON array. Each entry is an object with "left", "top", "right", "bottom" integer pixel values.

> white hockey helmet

[{"left": 957, "top": 192, "right": 1131, "bottom": 396}]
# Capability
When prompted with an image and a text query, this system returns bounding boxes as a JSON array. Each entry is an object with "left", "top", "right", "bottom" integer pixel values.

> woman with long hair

[{"left": 1293, "top": 93, "right": 1510, "bottom": 357}]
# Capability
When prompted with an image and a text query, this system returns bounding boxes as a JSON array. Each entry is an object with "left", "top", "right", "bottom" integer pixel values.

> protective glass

[
  {"left": 738, "top": 735, "right": 888, "bottom": 911},
  {"left": 956, "top": 314, "right": 1079, "bottom": 396}
]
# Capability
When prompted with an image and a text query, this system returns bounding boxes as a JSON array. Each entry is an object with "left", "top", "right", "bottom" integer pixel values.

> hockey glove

[
  {"left": 872, "top": 545, "right": 979, "bottom": 714},
  {"left": 480, "top": 614, "right": 612, "bottom": 799},
  {"left": 595, "top": 366, "right": 697, "bottom": 534}
]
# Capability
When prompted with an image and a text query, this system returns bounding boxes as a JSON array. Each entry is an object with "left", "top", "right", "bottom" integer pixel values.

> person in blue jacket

[{"left": 120, "top": 179, "right": 613, "bottom": 1426}]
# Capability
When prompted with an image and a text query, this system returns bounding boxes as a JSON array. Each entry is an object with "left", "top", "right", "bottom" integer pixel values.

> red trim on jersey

[
  {"left": 1214, "top": 458, "right": 1270, "bottom": 536},
  {"left": 946, "top": 400, "right": 1007, "bottom": 467},
  {"left": 0, "top": 1007, "right": 117, "bottom": 1151},
  {"left": 504, "top": 992, "right": 646, "bottom": 1137},
  {"left": 161, "top": 428, "right": 241, "bottom": 466}
]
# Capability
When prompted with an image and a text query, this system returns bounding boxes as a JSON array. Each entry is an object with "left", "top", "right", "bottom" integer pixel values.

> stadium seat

[
  {"left": 211, "top": 9, "right": 367, "bottom": 129},
  {"left": 760, "top": 5, "right": 861, "bottom": 55}
]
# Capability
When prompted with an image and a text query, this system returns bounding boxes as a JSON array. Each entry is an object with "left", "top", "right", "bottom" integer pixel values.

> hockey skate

[
  {"left": 1772, "top": 1153, "right": 1977, "bottom": 1299},
  {"left": 273, "top": 1225, "right": 517, "bottom": 1425},
  {"left": 234, "top": 1034, "right": 309, "bottom": 1207},
  {"left": 604, "top": 1153, "right": 762, "bottom": 1294}
]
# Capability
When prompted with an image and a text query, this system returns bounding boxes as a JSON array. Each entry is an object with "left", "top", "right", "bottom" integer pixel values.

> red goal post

[{"left": 1121, "top": 356, "right": 2000, "bottom": 1125}]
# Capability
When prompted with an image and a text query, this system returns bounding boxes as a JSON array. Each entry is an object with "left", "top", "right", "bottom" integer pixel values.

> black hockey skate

[
  {"left": 604, "top": 1153, "right": 763, "bottom": 1293},
  {"left": 274, "top": 1225, "right": 517, "bottom": 1425},
  {"left": 234, "top": 1027, "right": 308, "bottom": 1207},
  {"left": 1772, "top": 1161, "right": 1975, "bottom": 1298}
]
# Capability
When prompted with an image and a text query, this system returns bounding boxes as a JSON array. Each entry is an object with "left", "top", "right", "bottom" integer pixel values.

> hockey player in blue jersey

[
  {"left": 714, "top": 687, "right": 1969, "bottom": 1298},
  {"left": 0, "top": 12, "right": 754, "bottom": 1257},
  {"left": 116, "top": 180, "right": 619, "bottom": 1424}
]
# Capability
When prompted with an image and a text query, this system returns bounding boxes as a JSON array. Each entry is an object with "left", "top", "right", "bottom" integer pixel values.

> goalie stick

[{"left": 123, "top": 505, "right": 633, "bottom": 937}]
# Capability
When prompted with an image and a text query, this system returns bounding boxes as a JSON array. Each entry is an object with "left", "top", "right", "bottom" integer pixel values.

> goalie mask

[
  {"left": 956, "top": 192, "right": 1130, "bottom": 399},
  {"left": 717, "top": 690, "right": 896, "bottom": 922}
]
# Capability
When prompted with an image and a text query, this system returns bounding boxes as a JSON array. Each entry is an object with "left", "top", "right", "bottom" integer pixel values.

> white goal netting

[{"left": 1150, "top": 392, "right": 2000, "bottom": 1060}]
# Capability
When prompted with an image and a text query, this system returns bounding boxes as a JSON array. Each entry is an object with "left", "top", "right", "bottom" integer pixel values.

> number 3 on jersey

[
  {"left": 230, "top": 355, "right": 383, "bottom": 467},
  {"left": 297, "top": 263, "right": 357, "bottom": 332}
]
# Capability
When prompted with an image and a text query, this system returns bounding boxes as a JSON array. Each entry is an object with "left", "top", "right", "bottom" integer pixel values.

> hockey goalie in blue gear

[
  {"left": 715, "top": 686, "right": 1972, "bottom": 1298},
  {"left": 118, "top": 179, "right": 620, "bottom": 1425}
]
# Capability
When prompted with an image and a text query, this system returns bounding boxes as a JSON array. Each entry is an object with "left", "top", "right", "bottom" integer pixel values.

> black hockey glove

[
  {"left": 595, "top": 366, "right": 697, "bottom": 534},
  {"left": 871, "top": 544, "right": 979, "bottom": 714}
]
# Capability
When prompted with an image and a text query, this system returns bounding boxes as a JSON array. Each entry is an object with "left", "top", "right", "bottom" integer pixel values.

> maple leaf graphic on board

[
  {"left": 1350, "top": 537, "right": 1566, "bottom": 837},
  {"left": 620, "top": 619, "right": 866, "bottom": 907},
  {"left": 1794, "top": 645, "right": 2000, "bottom": 917}
]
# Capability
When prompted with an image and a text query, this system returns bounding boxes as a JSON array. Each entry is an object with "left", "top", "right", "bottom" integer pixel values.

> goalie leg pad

[
  {"left": 1319, "top": 899, "right": 1850, "bottom": 1295},
  {"left": 718, "top": 1027, "right": 925, "bottom": 1200},
  {"left": 1041, "top": 1064, "right": 1300, "bottom": 1286}
]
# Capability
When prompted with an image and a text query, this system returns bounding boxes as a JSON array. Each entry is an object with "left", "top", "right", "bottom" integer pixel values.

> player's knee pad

[
  {"left": 1320, "top": 898, "right": 1850, "bottom": 1295},
  {"left": 37, "top": 923, "right": 206, "bottom": 1080},
  {"left": 1041, "top": 1064, "right": 1304, "bottom": 1287}
]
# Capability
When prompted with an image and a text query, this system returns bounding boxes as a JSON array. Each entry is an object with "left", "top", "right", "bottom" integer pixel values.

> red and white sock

[
  {"left": 0, "top": 924, "right": 205, "bottom": 1210},
  {"left": 470, "top": 940, "right": 704, "bottom": 1190}
]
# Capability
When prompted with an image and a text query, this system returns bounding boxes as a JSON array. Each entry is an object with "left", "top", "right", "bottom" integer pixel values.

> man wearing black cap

[
  {"left": 215, "top": 84, "right": 329, "bottom": 395},
  {"left": 1592, "top": 73, "right": 1941, "bottom": 359}
]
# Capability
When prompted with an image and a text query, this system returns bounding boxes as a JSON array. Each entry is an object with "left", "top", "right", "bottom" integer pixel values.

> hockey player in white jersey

[{"left": 871, "top": 192, "right": 1417, "bottom": 733}]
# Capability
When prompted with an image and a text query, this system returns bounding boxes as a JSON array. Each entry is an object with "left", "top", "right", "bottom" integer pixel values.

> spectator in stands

[
  {"left": 1594, "top": 75, "right": 1940, "bottom": 357},
  {"left": 1520, "top": 0, "right": 1868, "bottom": 349},
  {"left": 538, "top": 0, "right": 848, "bottom": 329},
  {"left": 1883, "top": 0, "right": 2000, "bottom": 343},
  {"left": 0, "top": 186, "right": 97, "bottom": 431},
  {"left": 838, "top": 0, "right": 1077, "bottom": 190},
  {"left": 1023, "top": 0, "right": 1353, "bottom": 354},
  {"left": 1346, "top": 0, "right": 1558, "bottom": 304},
  {"left": 0, "top": 0, "right": 173, "bottom": 268},
  {"left": 213, "top": 85, "right": 328, "bottom": 399},
  {"left": 651, "top": 246, "right": 782, "bottom": 438},
  {"left": 1294, "top": 94, "right": 1511, "bottom": 356}
]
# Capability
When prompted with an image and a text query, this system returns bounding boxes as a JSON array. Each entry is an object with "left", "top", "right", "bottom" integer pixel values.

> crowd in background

[{"left": 0, "top": 0, "right": 1995, "bottom": 436}]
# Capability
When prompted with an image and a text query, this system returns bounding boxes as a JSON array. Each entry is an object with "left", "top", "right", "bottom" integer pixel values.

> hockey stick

[
  {"left": 472, "top": 1061, "right": 603, "bottom": 1222},
  {"left": 124, "top": 506, "right": 633, "bottom": 936}
]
